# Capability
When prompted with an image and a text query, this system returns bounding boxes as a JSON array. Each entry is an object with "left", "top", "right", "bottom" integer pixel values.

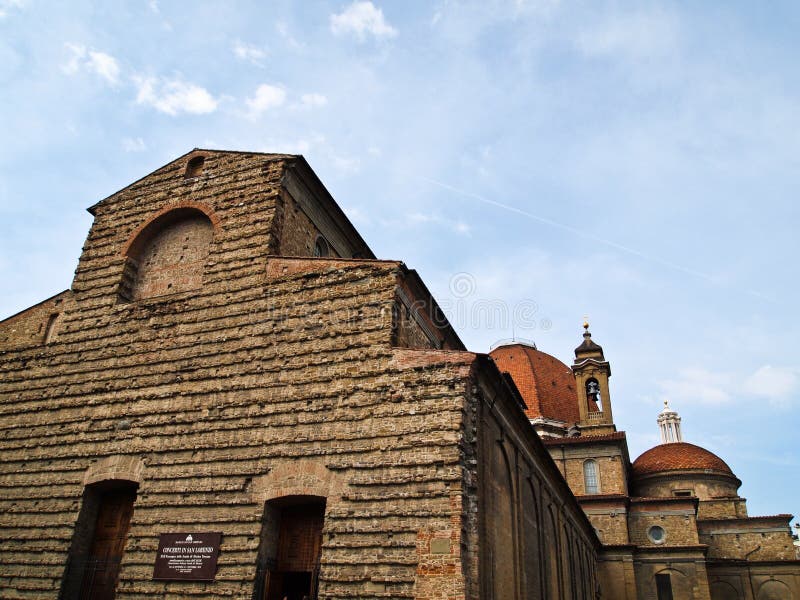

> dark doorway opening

[
  {"left": 60, "top": 482, "right": 137, "bottom": 600},
  {"left": 254, "top": 496, "right": 326, "bottom": 600}
]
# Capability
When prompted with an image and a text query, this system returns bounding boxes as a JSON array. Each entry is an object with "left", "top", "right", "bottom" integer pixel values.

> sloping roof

[
  {"left": 489, "top": 343, "right": 580, "bottom": 423},
  {"left": 541, "top": 432, "right": 626, "bottom": 446},
  {"left": 632, "top": 442, "right": 734, "bottom": 478}
]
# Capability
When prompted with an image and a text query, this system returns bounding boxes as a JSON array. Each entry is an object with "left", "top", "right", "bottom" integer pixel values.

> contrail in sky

[
  {"left": 417, "top": 175, "right": 776, "bottom": 304},
  {"left": 417, "top": 175, "right": 715, "bottom": 280}
]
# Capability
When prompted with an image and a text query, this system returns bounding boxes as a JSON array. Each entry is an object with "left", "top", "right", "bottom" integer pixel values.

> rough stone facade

[{"left": 0, "top": 149, "right": 598, "bottom": 599}]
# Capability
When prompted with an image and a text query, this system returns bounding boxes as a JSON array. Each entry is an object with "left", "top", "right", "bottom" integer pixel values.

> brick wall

[
  {"left": 628, "top": 500, "right": 699, "bottom": 547},
  {"left": 0, "top": 290, "right": 72, "bottom": 348},
  {"left": 0, "top": 150, "right": 598, "bottom": 599}
]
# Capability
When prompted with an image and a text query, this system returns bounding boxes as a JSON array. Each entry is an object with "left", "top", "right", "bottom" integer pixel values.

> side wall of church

[{"left": 473, "top": 367, "right": 600, "bottom": 600}]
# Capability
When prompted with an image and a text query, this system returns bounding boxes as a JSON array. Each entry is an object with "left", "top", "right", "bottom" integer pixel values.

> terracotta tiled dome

[
  {"left": 490, "top": 343, "right": 579, "bottom": 423},
  {"left": 632, "top": 442, "right": 734, "bottom": 477}
]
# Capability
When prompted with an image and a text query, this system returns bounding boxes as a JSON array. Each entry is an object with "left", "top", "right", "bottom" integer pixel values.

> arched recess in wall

[
  {"left": 119, "top": 204, "right": 217, "bottom": 301},
  {"left": 489, "top": 441, "right": 518, "bottom": 600},
  {"left": 521, "top": 475, "right": 543, "bottom": 600},
  {"left": 709, "top": 580, "right": 742, "bottom": 600},
  {"left": 757, "top": 580, "right": 793, "bottom": 600},
  {"left": 655, "top": 567, "right": 691, "bottom": 600},
  {"left": 544, "top": 504, "right": 560, "bottom": 598},
  {"left": 560, "top": 523, "right": 573, "bottom": 600}
]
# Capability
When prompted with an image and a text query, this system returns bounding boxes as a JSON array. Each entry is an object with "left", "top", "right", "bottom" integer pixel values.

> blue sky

[{"left": 1, "top": 1, "right": 798, "bottom": 520}]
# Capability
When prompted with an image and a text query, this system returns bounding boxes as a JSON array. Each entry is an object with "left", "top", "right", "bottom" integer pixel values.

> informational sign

[{"left": 152, "top": 532, "right": 222, "bottom": 581}]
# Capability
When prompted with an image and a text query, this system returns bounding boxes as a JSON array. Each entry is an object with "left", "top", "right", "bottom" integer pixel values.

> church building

[{"left": 0, "top": 149, "right": 797, "bottom": 599}]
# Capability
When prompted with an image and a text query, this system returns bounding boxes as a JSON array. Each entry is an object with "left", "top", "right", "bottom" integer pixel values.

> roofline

[
  {"left": 542, "top": 431, "right": 627, "bottom": 446},
  {"left": 398, "top": 264, "right": 465, "bottom": 351},
  {"left": 286, "top": 155, "right": 375, "bottom": 259},
  {"left": 697, "top": 514, "right": 794, "bottom": 524},
  {"left": 0, "top": 289, "right": 70, "bottom": 325},
  {"left": 87, "top": 148, "right": 301, "bottom": 216}
]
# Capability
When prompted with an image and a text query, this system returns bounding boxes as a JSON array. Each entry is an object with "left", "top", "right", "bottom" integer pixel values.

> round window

[{"left": 648, "top": 525, "right": 666, "bottom": 544}]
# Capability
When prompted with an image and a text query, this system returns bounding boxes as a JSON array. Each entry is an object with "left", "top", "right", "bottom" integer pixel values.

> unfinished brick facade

[
  {"left": 2, "top": 148, "right": 798, "bottom": 600},
  {"left": 0, "top": 149, "right": 598, "bottom": 600}
]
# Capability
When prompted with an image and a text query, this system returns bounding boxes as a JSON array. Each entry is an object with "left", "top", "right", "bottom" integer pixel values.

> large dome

[
  {"left": 489, "top": 343, "right": 579, "bottom": 423},
  {"left": 632, "top": 442, "right": 734, "bottom": 478}
]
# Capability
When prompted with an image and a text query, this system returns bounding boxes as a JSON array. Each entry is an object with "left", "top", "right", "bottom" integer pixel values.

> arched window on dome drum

[
  {"left": 583, "top": 459, "right": 599, "bottom": 494},
  {"left": 120, "top": 208, "right": 214, "bottom": 301}
]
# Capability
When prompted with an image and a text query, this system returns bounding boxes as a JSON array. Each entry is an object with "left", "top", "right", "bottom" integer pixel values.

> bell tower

[{"left": 572, "top": 321, "right": 616, "bottom": 435}]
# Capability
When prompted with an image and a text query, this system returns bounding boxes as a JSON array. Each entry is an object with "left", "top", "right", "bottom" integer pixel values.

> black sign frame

[{"left": 152, "top": 532, "right": 222, "bottom": 581}]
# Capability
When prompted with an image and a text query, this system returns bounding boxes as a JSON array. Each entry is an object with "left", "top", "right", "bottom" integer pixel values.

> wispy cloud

[
  {"left": 659, "top": 367, "right": 733, "bottom": 405},
  {"left": 62, "top": 44, "right": 121, "bottom": 85},
  {"left": 409, "top": 212, "right": 471, "bottom": 235},
  {"left": 133, "top": 76, "right": 218, "bottom": 115},
  {"left": 575, "top": 9, "right": 679, "bottom": 59},
  {"left": 276, "top": 21, "right": 304, "bottom": 50},
  {"left": 232, "top": 40, "right": 267, "bottom": 66},
  {"left": 298, "top": 93, "right": 328, "bottom": 109},
  {"left": 330, "top": 1, "right": 397, "bottom": 41},
  {"left": 121, "top": 137, "right": 146, "bottom": 152},
  {"left": 659, "top": 365, "right": 799, "bottom": 408},
  {"left": 743, "top": 365, "right": 798, "bottom": 408},
  {"left": 0, "top": 0, "right": 25, "bottom": 19},
  {"left": 245, "top": 84, "right": 286, "bottom": 117}
]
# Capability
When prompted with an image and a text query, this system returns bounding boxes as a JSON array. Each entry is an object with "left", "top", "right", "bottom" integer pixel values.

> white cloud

[
  {"left": 121, "top": 137, "right": 146, "bottom": 152},
  {"left": 576, "top": 10, "right": 679, "bottom": 59},
  {"left": 62, "top": 44, "right": 120, "bottom": 84},
  {"left": 330, "top": 154, "right": 361, "bottom": 174},
  {"left": 299, "top": 93, "right": 328, "bottom": 109},
  {"left": 408, "top": 212, "right": 471, "bottom": 236},
  {"left": 330, "top": 1, "right": 397, "bottom": 41},
  {"left": 246, "top": 84, "right": 286, "bottom": 116},
  {"left": 232, "top": 40, "right": 266, "bottom": 66},
  {"left": 743, "top": 365, "right": 798, "bottom": 407},
  {"left": 133, "top": 76, "right": 218, "bottom": 115},
  {"left": 276, "top": 21, "right": 304, "bottom": 49},
  {"left": 148, "top": 0, "right": 159, "bottom": 14},
  {"left": 658, "top": 367, "right": 733, "bottom": 405},
  {"left": 87, "top": 51, "right": 120, "bottom": 84},
  {"left": 0, "top": 0, "right": 25, "bottom": 19},
  {"left": 659, "top": 364, "right": 799, "bottom": 408}
]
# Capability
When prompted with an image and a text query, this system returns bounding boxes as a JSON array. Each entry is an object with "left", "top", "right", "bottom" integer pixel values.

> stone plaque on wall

[{"left": 153, "top": 532, "right": 222, "bottom": 581}]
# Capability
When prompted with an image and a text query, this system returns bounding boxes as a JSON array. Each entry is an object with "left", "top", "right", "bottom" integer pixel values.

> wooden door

[{"left": 80, "top": 489, "right": 136, "bottom": 600}]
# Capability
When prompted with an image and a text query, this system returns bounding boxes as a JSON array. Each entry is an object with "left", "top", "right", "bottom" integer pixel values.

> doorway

[{"left": 255, "top": 496, "right": 326, "bottom": 600}]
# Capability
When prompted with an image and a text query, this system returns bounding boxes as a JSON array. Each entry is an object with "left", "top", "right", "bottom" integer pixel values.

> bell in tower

[{"left": 572, "top": 321, "right": 616, "bottom": 435}]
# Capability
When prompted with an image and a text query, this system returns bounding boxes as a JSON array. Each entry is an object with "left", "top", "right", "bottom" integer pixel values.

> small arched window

[
  {"left": 185, "top": 155, "right": 205, "bottom": 179},
  {"left": 313, "top": 235, "right": 330, "bottom": 257},
  {"left": 583, "top": 459, "right": 599, "bottom": 494}
]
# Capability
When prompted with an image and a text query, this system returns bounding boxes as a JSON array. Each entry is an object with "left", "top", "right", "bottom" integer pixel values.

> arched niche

[
  {"left": 119, "top": 204, "right": 217, "bottom": 301},
  {"left": 757, "top": 580, "right": 793, "bottom": 600}
]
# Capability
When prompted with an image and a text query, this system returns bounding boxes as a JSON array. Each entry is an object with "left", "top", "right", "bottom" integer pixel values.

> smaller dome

[{"left": 632, "top": 442, "right": 734, "bottom": 478}]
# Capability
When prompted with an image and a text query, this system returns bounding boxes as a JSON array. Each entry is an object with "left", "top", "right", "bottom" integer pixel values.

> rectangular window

[
  {"left": 673, "top": 490, "right": 692, "bottom": 497},
  {"left": 656, "top": 573, "right": 673, "bottom": 600}
]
